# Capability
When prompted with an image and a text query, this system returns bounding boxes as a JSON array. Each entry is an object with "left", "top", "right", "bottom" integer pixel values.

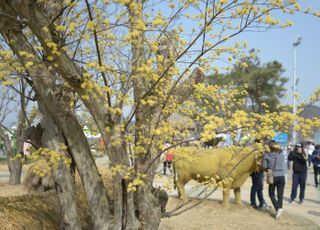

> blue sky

[{"left": 239, "top": 1, "right": 320, "bottom": 104}]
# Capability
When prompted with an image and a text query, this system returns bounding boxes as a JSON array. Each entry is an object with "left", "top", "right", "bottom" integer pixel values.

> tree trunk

[
  {"left": 126, "top": 188, "right": 139, "bottom": 230},
  {"left": 112, "top": 174, "right": 139, "bottom": 230},
  {"left": 56, "top": 115, "right": 113, "bottom": 229},
  {"left": 136, "top": 182, "right": 162, "bottom": 230},
  {"left": 8, "top": 159, "right": 22, "bottom": 185},
  {"left": 113, "top": 174, "right": 124, "bottom": 230},
  {"left": 39, "top": 100, "right": 82, "bottom": 230},
  {"left": 10, "top": 83, "right": 28, "bottom": 185},
  {"left": 126, "top": 0, "right": 162, "bottom": 228},
  {"left": 0, "top": 128, "right": 22, "bottom": 185}
]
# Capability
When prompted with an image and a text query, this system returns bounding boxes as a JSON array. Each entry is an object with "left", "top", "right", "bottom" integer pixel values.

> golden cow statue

[{"left": 173, "top": 146, "right": 264, "bottom": 208}]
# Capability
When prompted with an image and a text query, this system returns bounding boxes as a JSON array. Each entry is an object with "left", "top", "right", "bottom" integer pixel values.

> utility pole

[{"left": 292, "top": 37, "right": 302, "bottom": 145}]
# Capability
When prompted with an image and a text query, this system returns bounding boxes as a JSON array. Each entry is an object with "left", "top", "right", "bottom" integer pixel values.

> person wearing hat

[
  {"left": 288, "top": 143, "right": 308, "bottom": 204},
  {"left": 305, "top": 141, "right": 315, "bottom": 167}
]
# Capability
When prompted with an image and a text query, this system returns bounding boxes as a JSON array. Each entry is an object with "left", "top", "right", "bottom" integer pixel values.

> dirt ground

[
  {"left": 0, "top": 164, "right": 319, "bottom": 230},
  {"left": 0, "top": 164, "right": 8, "bottom": 171},
  {"left": 155, "top": 170, "right": 320, "bottom": 230},
  {"left": 0, "top": 164, "right": 30, "bottom": 171},
  {"left": 0, "top": 183, "right": 27, "bottom": 197},
  {"left": 159, "top": 198, "right": 319, "bottom": 230}
]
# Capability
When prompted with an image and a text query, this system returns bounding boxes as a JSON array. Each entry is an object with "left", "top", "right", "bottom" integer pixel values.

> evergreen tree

[{"left": 209, "top": 54, "right": 288, "bottom": 113}]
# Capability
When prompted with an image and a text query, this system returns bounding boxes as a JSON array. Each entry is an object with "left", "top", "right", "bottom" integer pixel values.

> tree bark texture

[{"left": 38, "top": 99, "right": 82, "bottom": 230}]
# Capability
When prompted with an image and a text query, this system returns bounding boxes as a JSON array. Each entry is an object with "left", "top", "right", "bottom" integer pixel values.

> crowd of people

[
  {"left": 250, "top": 140, "right": 320, "bottom": 220},
  {"left": 161, "top": 140, "right": 319, "bottom": 220}
]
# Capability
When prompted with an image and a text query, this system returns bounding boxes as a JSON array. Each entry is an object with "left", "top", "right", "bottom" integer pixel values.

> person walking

[
  {"left": 250, "top": 170, "right": 267, "bottom": 210},
  {"left": 305, "top": 141, "right": 315, "bottom": 167},
  {"left": 163, "top": 143, "right": 173, "bottom": 175},
  {"left": 311, "top": 144, "right": 320, "bottom": 188},
  {"left": 288, "top": 143, "right": 308, "bottom": 204},
  {"left": 263, "top": 140, "right": 286, "bottom": 220}
]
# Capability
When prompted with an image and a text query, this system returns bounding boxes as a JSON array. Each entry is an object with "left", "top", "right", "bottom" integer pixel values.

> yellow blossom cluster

[
  {"left": 26, "top": 146, "right": 72, "bottom": 176},
  {"left": 110, "top": 164, "right": 147, "bottom": 192},
  {"left": 309, "top": 87, "right": 320, "bottom": 104}
]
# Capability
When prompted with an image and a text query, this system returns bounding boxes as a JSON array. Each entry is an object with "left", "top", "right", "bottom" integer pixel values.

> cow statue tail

[{"left": 173, "top": 162, "right": 177, "bottom": 190}]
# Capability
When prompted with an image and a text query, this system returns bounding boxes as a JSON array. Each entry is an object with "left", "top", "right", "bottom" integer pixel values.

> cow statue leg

[
  {"left": 177, "top": 178, "right": 188, "bottom": 200},
  {"left": 222, "top": 188, "right": 230, "bottom": 208},
  {"left": 234, "top": 187, "right": 242, "bottom": 205}
]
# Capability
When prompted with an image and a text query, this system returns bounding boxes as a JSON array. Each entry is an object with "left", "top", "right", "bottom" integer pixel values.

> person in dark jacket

[
  {"left": 263, "top": 140, "right": 286, "bottom": 220},
  {"left": 311, "top": 145, "right": 320, "bottom": 188},
  {"left": 288, "top": 143, "right": 308, "bottom": 204},
  {"left": 250, "top": 170, "right": 267, "bottom": 209}
]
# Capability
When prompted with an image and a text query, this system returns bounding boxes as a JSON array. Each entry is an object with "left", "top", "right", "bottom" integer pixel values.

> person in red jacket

[{"left": 163, "top": 143, "right": 173, "bottom": 175}]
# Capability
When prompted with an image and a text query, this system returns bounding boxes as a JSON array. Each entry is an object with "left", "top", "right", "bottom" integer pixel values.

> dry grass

[
  {"left": 0, "top": 161, "right": 113, "bottom": 229},
  {"left": 0, "top": 192, "right": 60, "bottom": 230}
]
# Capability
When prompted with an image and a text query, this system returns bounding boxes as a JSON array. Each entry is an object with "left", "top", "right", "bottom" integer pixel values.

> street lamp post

[{"left": 292, "top": 37, "right": 302, "bottom": 145}]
